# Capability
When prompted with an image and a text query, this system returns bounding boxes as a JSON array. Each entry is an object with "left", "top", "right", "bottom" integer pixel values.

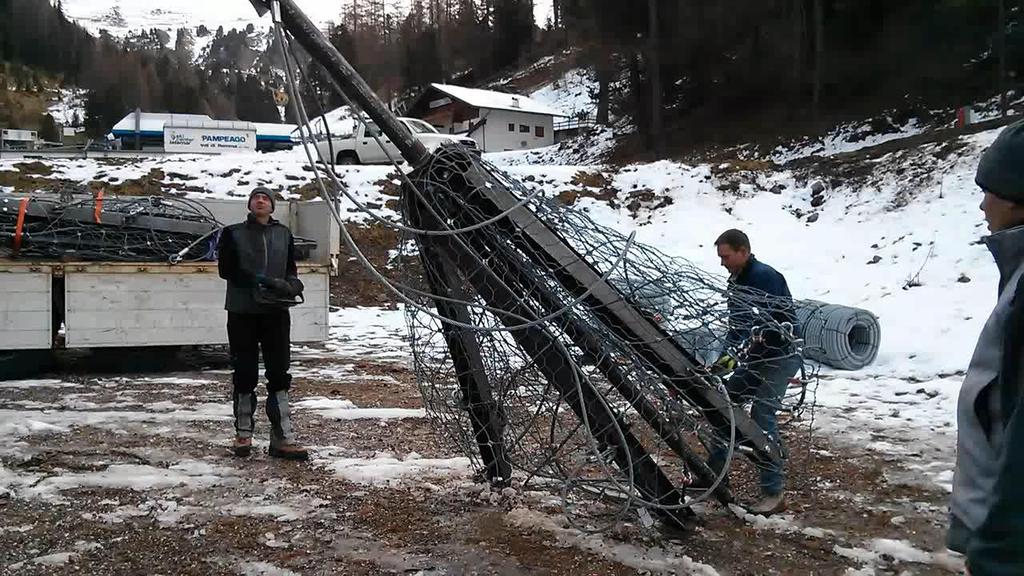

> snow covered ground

[
  {"left": 2, "top": 116, "right": 1008, "bottom": 573},
  {"left": 0, "top": 306, "right": 963, "bottom": 574},
  {"left": 46, "top": 88, "right": 87, "bottom": 129},
  {"left": 529, "top": 68, "right": 595, "bottom": 118},
  {"left": 768, "top": 117, "right": 929, "bottom": 164}
]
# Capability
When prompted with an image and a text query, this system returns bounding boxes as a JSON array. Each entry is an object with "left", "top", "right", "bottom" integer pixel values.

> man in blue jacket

[
  {"left": 707, "top": 229, "right": 801, "bottom": 515},
  {"left": 949, "top": 120, "right": 1024, "bottom": 576}
]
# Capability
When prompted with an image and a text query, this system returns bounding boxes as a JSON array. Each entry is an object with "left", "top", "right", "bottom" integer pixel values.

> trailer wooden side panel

[
  {"left": 0, "top": 267, "right": 52, "bottom": 350},
  {"left": 64, "top": 264, "right": 329, "bottom": 348}
]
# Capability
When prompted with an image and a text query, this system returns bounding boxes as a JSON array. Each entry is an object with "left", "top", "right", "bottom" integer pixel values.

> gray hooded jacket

[{"left": 950, "top": 224, "right": 1024, "bottom": 554}]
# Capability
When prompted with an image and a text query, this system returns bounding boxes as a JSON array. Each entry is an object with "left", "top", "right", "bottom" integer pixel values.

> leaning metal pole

[
  {"left": 252, "top": 0, "right": 784, "bottom": 526},
  {"left": 249, "top": 0, "right": 429, "bottom": 167},
  {"left": 250, "top": 0, "right": 513, "bottom": 485}
]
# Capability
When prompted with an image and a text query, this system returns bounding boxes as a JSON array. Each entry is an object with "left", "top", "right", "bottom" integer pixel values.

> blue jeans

[{"left": 709, "top": 353, "right": 802, "bottom": 495}]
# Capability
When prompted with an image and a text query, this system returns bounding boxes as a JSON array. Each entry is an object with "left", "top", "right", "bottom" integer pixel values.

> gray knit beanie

[
  {"left": 248, "top": 186, "right": 275, "bottom": 212},
  {"left": 976, "top": 120, "right": 1024, "bottom": 205}
]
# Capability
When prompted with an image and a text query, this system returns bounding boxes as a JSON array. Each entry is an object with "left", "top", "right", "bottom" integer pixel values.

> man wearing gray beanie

[
  {"left": 217, "top": 186, "right": 308, "bottom": 461},
  {"left": 949, "top": 120, "right": 1024, "bottom": 575}
]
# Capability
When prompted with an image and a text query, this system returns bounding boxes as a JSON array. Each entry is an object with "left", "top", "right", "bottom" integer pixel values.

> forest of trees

[
  {"left": 0, "top": 0, "right": 280, "bottom": 136},
  {"left": 1, "top": 0, "right": 1022, "bottom": 151},
  {"left": 555, "top": 0, "right": 1024, "bottom": 150},
  {"left": 0, "top": 0, "right": 541, "bottom": 137}
]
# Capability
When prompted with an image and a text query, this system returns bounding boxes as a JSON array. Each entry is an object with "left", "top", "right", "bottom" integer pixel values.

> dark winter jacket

[
  {"left": 725, "top": 256, "right": 797, "bottom": 354},
  {"left": 950, "top": 225, "right": 1024, "bottom": 576},
  {"left": 217, "top": 214, "right": 303, "bottom": 314}
]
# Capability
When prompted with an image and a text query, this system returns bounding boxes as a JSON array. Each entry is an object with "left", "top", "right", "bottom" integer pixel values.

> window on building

[
  {"left": 508, "top": 123, "right": 515, "bottom": 132},
  {"left": 519, "top": 124, "right": 529, "bottom": 133},
  {"left": 535, "top": 126, "right": 545, "bottom": 138}
]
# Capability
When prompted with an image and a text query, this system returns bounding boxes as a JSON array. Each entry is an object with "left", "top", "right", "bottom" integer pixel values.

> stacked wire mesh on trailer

[
  {"left": 253, "top": 0, "right": 881, "bottom": 531},
  {"left": 0, "top": 191, "right": 319, "bottom": 263},
  {"left": 0, "top": 192, "right": 224, "bottom": 262}
]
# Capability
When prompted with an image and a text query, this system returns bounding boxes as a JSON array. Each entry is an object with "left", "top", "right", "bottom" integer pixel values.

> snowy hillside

[
  {"left": 529, "top": 68, "right": 595, "bottom": 118},
  {"left": 61, "top": 0, "right": 353, "bottom": 37},
  {"left": 60, "top": 0, "right": 555, "bottom": 38}
]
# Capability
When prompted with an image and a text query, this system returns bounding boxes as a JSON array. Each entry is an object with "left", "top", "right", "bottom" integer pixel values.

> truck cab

[{"left": 315, "top": 116, "right": 479, "bottom": 165}]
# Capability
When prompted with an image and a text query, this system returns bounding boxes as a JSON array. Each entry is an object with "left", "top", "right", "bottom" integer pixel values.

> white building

[
  {"left": 406, "top": 83, "right": 565, "bottom": 152},
  {"left": 1, "top": 128, "right": 39, "bottom": 150},
  {"left": 110, "top": 111, "right": 297, "bottom": 152}
]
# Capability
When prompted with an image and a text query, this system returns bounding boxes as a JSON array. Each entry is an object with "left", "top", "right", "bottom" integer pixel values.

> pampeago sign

[{"left": 164, "top": 126, "right": 256, "bottom": 154}]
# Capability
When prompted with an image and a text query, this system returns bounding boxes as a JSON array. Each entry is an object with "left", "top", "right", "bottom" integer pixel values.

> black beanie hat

[
  {"left": 976, "top": 120, "right": 1024, "bottom": 205},
  {"left": 248, "top": 186, "right": 275, "bottom": 212}
]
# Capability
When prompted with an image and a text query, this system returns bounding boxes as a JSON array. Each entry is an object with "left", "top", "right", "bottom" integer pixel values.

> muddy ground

[{"left": 0, "top": 335, "right": 963, "bottom": 576}]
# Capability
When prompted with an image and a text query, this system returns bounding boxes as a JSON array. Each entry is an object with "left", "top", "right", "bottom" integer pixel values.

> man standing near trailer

[{"left": 218, "top": 186, "right": 308, "bottom": 460}]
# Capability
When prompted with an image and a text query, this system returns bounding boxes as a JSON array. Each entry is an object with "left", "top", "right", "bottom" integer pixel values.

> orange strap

[
  {"left": 12, "top": 197, "right": 28, "bottom": 255},
  {"left": 94, "top": 189, "right": 104, "bottom": 224}
]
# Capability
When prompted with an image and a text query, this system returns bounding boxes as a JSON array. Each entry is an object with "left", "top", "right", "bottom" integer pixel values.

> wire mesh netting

[
  {"left": 0, "top": 192, "right": 223, "bottom": 262},
  {"left": 268, "top": 9, "right": 879, "bottom": 530},
  {"left": 396, "top": 147, "right": 822, "bottom": 529}
]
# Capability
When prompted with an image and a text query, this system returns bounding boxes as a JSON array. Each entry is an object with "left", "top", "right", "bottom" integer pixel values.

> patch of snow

[
  {"left": 528, "top": 68, "right": 594, "bottom": 118},
  {"left": 315, "top": 451, "right": 471, "bottom": 485},
  {"left": 964, "top": 91, "right": 1024, "bottom": 124},
  {"left": 327, "top": 307, "right": 410, "bottom": 361},
  {"left": 0, "top": 379, "right": 80, "bottom": 389},
  {"left": 728, "top": 504, "right": 835, "bottom": 539},
  {"left": 0, "top": 403, "right": 230, "bottom": 443},
  {"left": 835, "top": 538, "right": 963, "bottom": 573},
  {"left": 222, "top": 502, "right": 312, "bottom": 522},
  {"left": 0, "top": 525, "right": 34, "bottom": 534},
  {"left": 237, "top": 561, "right": 301, "bottom": 576},
  {"left": 771, "top": 117, "right": 927, "bottom": 164},
  {"left": 294, "top": 398, "right": 425, "bottom": 420},
  {"left": 506, "top": 507, "right": 721, "bottom": 575},
  {"left": 47, "top": 88, "right": 88, "bottom": 128},
  {"left": 2, "top": 460, "right": 235, "bottom": 503}
]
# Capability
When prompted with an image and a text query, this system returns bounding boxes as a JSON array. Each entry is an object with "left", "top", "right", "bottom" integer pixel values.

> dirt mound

[{"left": 331, "top": 223, "right": 409, "bottom": 308}]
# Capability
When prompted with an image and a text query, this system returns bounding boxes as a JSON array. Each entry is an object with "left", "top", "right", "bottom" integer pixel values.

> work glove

[
  {"left": 259, "top": 276, "right": 293, "bottom": 297},
  {"left": 710, "top": 354, "right": 738, "bottom": 376}
]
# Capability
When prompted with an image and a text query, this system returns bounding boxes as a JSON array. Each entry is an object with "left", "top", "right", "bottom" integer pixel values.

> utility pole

[
  {"left": 648, "top": 0, "right": 665, "bottom": 158},
  {"left": 998, "top": 0, "right": 1008, "bottom": 117}
]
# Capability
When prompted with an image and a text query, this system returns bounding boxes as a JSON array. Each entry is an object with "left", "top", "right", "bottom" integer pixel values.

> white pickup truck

[{"left": 315, "top": 116, "right": 479, "bottom": 165}]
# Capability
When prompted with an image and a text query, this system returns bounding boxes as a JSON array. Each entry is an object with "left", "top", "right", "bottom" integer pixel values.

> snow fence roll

[{"left": 796, "top": 300, "right": 881, "bottom": 371}]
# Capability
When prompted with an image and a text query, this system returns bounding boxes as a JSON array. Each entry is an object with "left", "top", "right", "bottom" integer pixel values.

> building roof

[
  {"left": 429, "top": 84, "right": 566, "bottom": 117},
  {"left": 110, "top": 112, "right": 297, "bottom": 141},
  {"left": 111, "top": 113, "right": 212, "bottom": 133}
]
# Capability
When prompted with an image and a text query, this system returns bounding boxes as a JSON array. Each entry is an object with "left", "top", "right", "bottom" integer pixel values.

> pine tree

[{"left": 39, "top": 113, "right": 61, "bottom": 143}]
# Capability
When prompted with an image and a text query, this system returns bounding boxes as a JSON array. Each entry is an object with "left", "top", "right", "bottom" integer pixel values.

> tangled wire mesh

[
  {"left": 0, "top": 192, "right": 223, "bottom": 262},
  {"left": 395, "top": 147, "right": 826, "bottom": 530},
  {"left": 269, "top": 16, "right": 875, "bottom": 530}
]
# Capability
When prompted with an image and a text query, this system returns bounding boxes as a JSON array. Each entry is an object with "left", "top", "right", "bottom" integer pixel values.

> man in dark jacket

[
  {"left": 707, "top": 229, "right": 801, "bottom": 515},
  {"left": 949, "top": 120, "right": 1024, "bottom": 576},
  {"left": 218, "top": 186, "right": 308, "bottom": 460}
]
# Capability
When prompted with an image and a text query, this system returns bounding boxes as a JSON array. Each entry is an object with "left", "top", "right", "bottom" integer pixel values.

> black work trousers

[{"left": 227, "top": 310, "right": 292, "bottom": 395}]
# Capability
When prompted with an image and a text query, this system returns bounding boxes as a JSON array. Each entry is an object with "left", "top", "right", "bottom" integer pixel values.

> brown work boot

[
  {"left": 266, "top": 390, "right": 308, "bottom": 461},
  {"left": 747, "top": 492, "right": 787, "bottom": 516},
  {"left": 269, "top": 440, "right": 309, "bottom": 461},
  {"left": 232, "top": 436, "right": 252, "bottom": 457}
]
